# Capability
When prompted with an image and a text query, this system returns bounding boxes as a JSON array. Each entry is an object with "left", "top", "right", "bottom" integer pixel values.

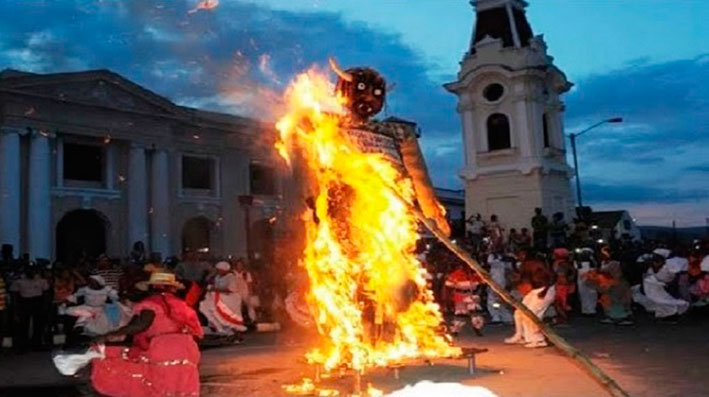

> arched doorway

[
  {"left": 182, "top": 217, "right": 212, "bottom": 255},
  {"left": 56, "top": 209, "right": 108, "bottom": 264}
]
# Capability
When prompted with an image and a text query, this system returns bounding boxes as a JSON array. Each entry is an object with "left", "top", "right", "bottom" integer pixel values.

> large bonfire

[{"left": 275, "top": 67, "right": 460, "bottom": 374}]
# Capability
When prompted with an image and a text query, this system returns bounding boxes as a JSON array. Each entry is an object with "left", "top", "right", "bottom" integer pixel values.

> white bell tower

[{"left": 445, "top": 0, "right": 575, "bottom": 230}]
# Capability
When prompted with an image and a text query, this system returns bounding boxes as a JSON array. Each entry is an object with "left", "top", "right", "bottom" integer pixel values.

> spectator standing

[
  {"left": 129, "top": 241, "right": 147, "bottom": 265},
  {"left": 519, "top": 228, "right": 532, "bottom": 250},
  {"left": 531, "top": 208, "right": 548, "bottom": 251},
  {"left": 466, "top": 214, "right": 485, "bottom": 250},
  {"left": 508, "top": 228, "right": 523, "bottom": 253},
  {"left": 10, "top": 266, "right": 50, "bottom": 351},
  {"left": 549, "top": 212, "right": 569, "bottom": 248},
  {"left": 95, "top": 254, "right": 123, "bottom": 291},
  {"left": 0, "top": 272, "right": 7, "bottom": 344},
  {"left": 488, "top": 215, "right": 505, "bottom": 251},
  {"left": 487, "top": 250, "right": 513, "bottom": 324}
]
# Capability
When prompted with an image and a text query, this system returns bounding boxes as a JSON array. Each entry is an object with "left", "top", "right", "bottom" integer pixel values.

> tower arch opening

[{"left": 487, "top": 113, "right": 511, "bottom": 151}]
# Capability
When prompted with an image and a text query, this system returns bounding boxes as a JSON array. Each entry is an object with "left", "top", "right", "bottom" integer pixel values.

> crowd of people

[
  {"left": 1, "top": 208, "right": 709, "bottom": 395},
  {"left": 0, "top": 242, "right": 270, "bottom": 354},
  {"left": 421, "top": 208, "right": 709, "bottom": 348}
]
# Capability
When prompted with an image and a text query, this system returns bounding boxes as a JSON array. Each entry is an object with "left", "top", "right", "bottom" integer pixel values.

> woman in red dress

[{"left": 90, "top": 271, "right": 204, "bottom": 396}]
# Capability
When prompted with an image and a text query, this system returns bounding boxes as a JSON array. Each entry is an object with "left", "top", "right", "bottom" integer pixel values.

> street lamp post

[{"left": 568, "top": 117, "right": 623, "bottom": 211}]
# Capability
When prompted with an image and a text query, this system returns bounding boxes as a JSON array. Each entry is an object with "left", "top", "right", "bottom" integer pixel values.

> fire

[{"left": 275, "top": 68, "right": 459, "bottom": 374}]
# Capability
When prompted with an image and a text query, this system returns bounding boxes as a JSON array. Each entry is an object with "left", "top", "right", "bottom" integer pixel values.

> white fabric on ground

[
  {"left": 53, "top": 345, "right": 105, "bottom": 376},
  {"left": 387, "top": 381, "right": 498, "bottom": 397},
  {"left": 510, "top": 285, "right": 556, "bottom": 343},
  {"left": 632, "top": 275, "right": 689, "bottom": 318}
]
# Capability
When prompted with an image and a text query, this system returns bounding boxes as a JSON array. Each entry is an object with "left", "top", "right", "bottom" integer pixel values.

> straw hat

[{"left": 147, "top": 271, "right": 184, "bottom": 289}]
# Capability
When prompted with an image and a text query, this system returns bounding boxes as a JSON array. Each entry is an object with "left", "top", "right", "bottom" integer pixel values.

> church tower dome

[{"left": 445, "top": 0, "right": 575, "bottom": 230}]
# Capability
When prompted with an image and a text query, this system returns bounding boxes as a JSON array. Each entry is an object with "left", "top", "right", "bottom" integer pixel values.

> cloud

[
  {"left": 564, "top": 55, "right": 709, "bottom": 223},
  {"left": 684, "top": 164, "right": 709, "bottom": 173},
  {"left": 0, "top": 0, "right": 460, "bottom": 185},
  {"left": 0, "top": 1, "right": 706, "bottom": 224},
  {"left": 582, "top": 182, "right": 709, "bottom": 204}
]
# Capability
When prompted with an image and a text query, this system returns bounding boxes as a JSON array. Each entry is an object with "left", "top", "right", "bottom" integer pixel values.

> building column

[
  {"left": 515, "top": 98, "right": 533, "bottom": 158},
  {"left": 128, "top": 144, "right": 149, "bottom": 252},
  {"left": 461, "top": 107, "right": 477, "bottom": 168},
  {"left": 150, "top": 149, "right": 170, "bottom": 257},
  {"left": 28, "top": 130, "right": 53, "bottom": 260},
  {"left": 0, "top": 128, "right": 22, "bottom": 254}
]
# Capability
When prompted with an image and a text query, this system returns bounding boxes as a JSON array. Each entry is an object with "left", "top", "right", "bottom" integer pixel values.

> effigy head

[{"left": 329, "top": 57, "right": 386, "bottom": 121}]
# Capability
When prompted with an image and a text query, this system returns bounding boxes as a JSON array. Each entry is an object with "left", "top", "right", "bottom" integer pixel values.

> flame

[{"left": 275, "top": 68, "right": 459, "bottom": 374}]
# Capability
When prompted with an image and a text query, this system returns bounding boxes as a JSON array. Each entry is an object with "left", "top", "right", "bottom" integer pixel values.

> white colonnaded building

[{"left": 0, "top": 68, "right": 292, "bottom": 263}]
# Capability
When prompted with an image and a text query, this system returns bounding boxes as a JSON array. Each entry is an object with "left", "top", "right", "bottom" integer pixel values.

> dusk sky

[{"left": 1, "top": 0, "right": 707, "bottom": 226}]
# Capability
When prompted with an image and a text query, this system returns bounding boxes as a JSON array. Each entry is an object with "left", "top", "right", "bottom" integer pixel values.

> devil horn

[{"left": 328, "top": 57, "right": 353, "bottom": 82}]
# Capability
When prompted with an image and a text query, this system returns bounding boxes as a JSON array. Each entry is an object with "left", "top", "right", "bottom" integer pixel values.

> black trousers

[{"left": 14, "top": 297, "right": 47, "bottom": 351}]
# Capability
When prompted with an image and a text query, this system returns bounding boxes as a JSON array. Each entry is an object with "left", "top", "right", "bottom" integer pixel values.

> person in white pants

[
  {"left": 575, "top": 248, "right": 598, "bottom": 315},
  {"left": 505, "top": 259, "right": 556, "bottom": 348},
  {"left": 487, "top": 252, "right": 513, "bottom": 324}
]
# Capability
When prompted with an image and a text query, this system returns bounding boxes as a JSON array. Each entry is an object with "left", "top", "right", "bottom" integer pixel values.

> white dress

[
  {"left": 576, "top": 261, "right": 598, "bottom": 314},
  {"left": 65, "top": 286, "right": 130, "bottom": 335},
  {"left": 199, "top": 272, "right": 247, "bottom": 334}
]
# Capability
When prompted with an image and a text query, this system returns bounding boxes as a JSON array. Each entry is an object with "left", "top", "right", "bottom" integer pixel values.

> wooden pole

[{"left": 411, "top": 207, "right": 629, "bottom": 397}]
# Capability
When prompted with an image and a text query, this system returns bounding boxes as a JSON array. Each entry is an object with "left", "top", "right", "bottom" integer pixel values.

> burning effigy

[{"left": 275, "top": 59, "right": 460, "bottom": 381}]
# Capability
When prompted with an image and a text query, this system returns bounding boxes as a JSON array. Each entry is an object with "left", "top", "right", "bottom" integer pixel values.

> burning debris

[
  {"left": 188, "top": 0, "right": 219, "bottom": 14},
  {"left": 275, "top": 59, "right": 459, "bottom": 381}
]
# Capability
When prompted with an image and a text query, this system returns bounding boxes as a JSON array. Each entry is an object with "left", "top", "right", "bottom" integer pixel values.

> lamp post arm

[{"left": 575, "top": 120, "right": 607, "bottom": 138}]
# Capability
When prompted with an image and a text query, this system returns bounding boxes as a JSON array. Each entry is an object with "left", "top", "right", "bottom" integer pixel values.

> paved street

[{"left": 1, "top": 312, "right": 707, "bottom": 396}]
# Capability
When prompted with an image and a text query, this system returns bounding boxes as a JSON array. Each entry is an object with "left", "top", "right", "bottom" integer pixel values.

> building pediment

[{"left": 0, "top": 69, "right": 184, "bottom": 117}]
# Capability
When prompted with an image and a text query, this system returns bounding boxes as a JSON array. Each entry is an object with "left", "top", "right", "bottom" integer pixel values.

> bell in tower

[{"left": 445, "top": 0, "right": 575, "bottom": 234}]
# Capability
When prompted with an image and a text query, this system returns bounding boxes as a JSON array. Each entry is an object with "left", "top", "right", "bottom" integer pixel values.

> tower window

[
  {"left": 543, "top": 113, "right": 550, "bottom": 148},
  {"left": 487, "top": 113, "right": 511, "bottom": 151},
  {"left": 483, "top": 83, "right": 504, "bottom": 102}
]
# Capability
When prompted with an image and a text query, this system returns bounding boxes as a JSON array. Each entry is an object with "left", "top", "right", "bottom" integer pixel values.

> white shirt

[
  {"left": 11, "top": 277, "right": 49, "bottom": 298},
  {"left": 71, "top": 286, "right": 119, "bottom": 307},
  {"left": 469, "top": 220, "right": 484, "bottom": 235}
]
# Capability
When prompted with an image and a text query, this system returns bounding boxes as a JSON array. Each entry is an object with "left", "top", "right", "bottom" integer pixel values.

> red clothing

[
  {"left": 445, "top": 268, "right": 481, "bottom": 304},
  {"left": 91, "top": 293, "right": 204, "bottom": 397}
]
